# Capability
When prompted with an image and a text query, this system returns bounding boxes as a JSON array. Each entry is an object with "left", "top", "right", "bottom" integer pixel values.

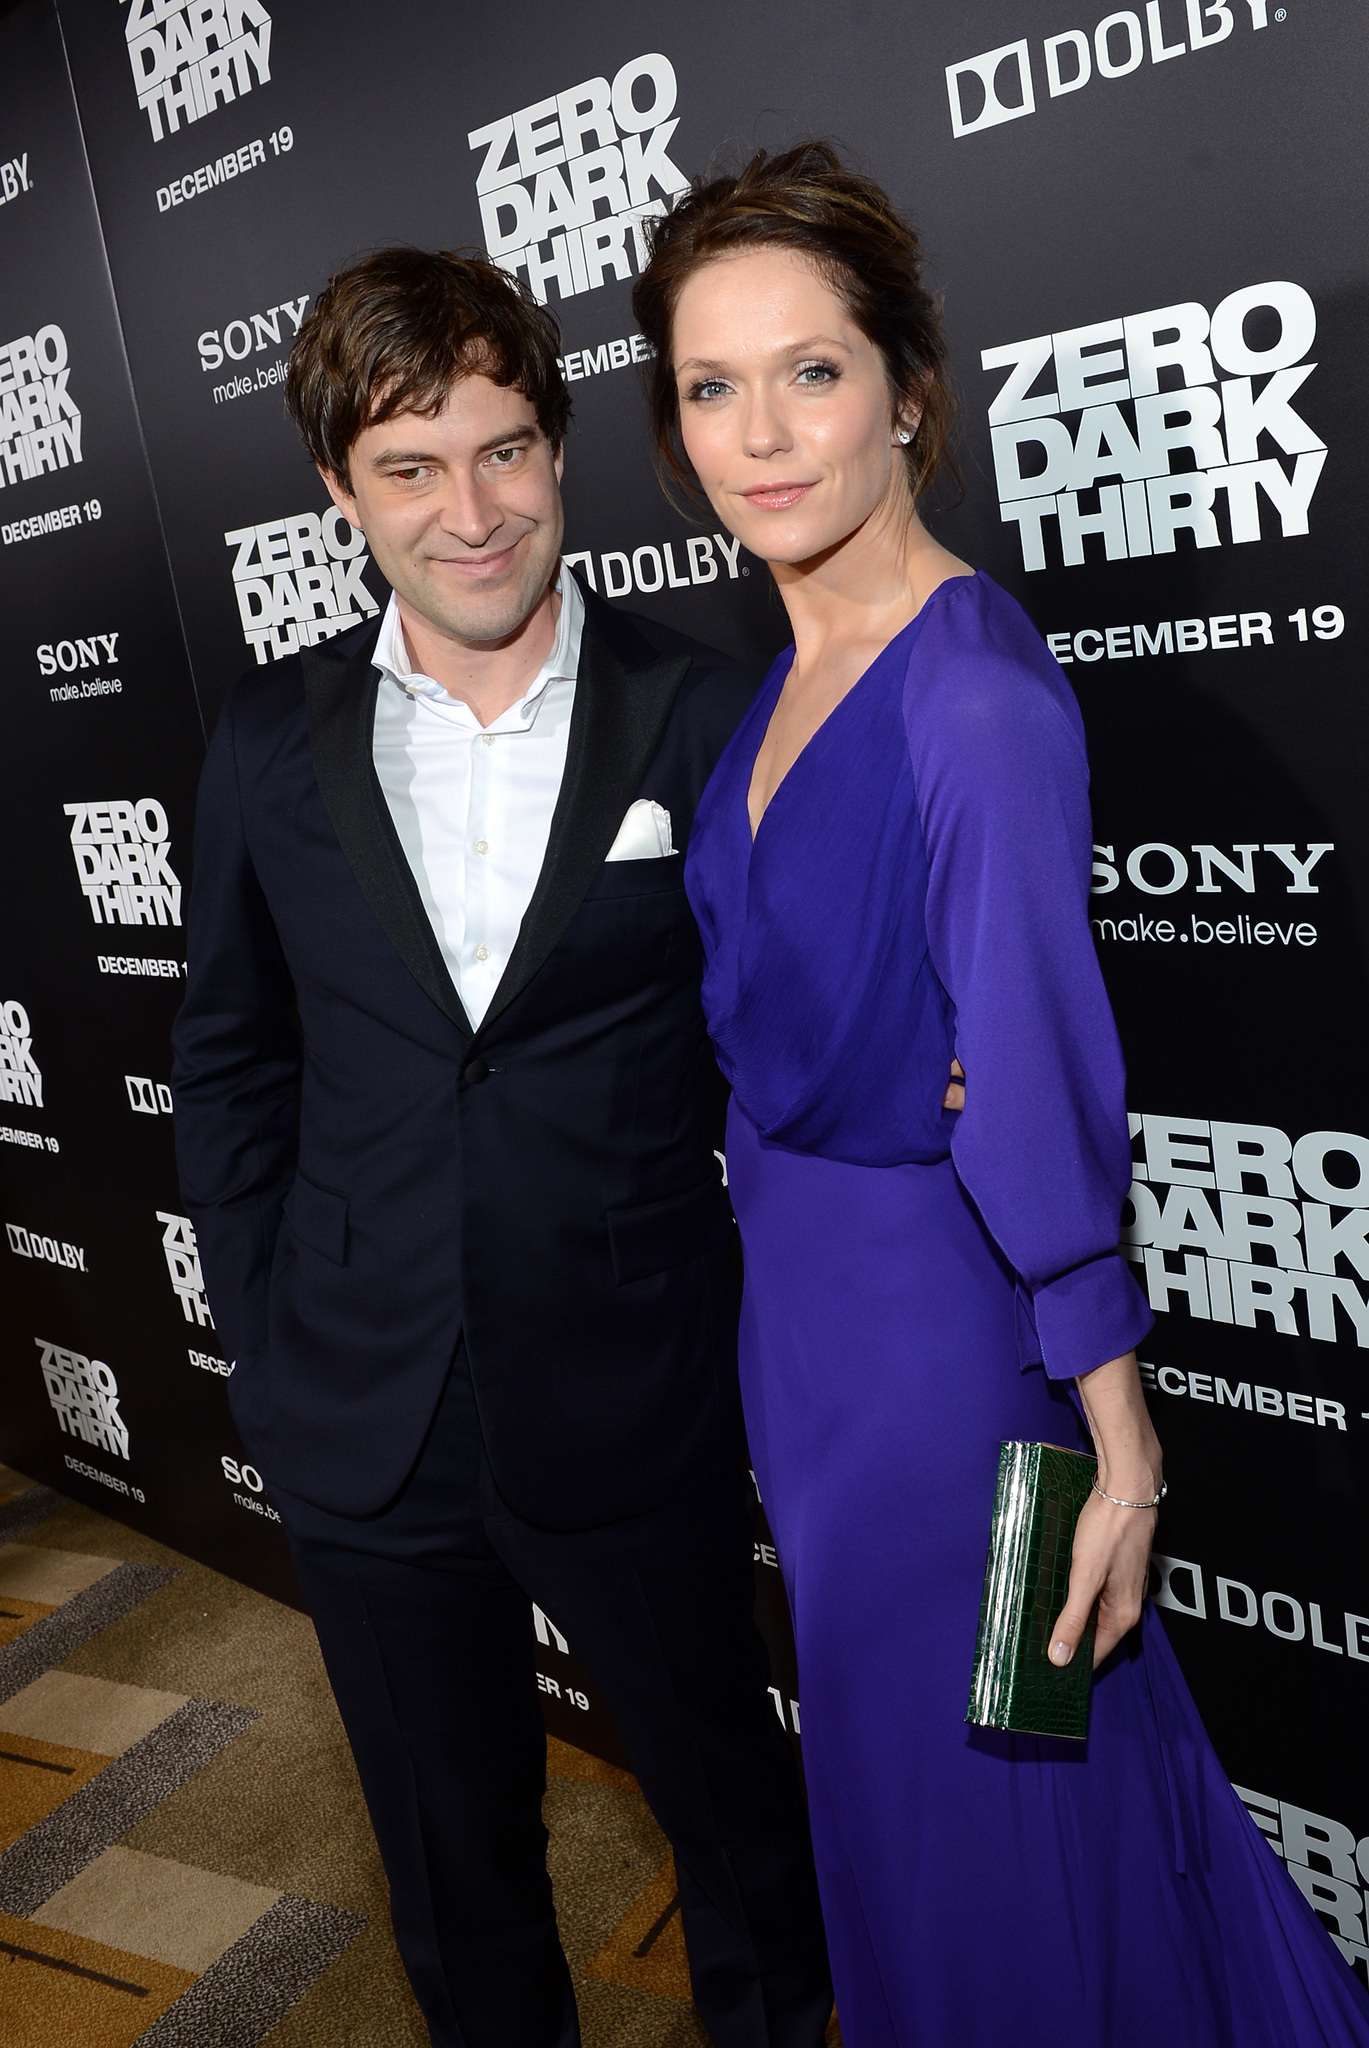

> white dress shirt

[{"left": 370, "top": 573, "right": 584, "bottom": 1028}]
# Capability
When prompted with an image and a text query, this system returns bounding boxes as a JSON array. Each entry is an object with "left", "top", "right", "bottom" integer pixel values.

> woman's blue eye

[{"left": 797, "top": 362, "right": 837, "bottom": 384}]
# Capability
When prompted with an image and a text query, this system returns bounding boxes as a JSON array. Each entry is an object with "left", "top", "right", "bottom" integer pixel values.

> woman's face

[{"left": 671, "top": 246, "right": 916, "bottom": 566}]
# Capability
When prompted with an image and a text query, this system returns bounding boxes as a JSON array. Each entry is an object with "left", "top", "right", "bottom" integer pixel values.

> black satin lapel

[
  {"left": 476, "top": 617, "right": 690, "bottom": 1038},
  {"left": 303, "top": 634, "right": 473, "bottom": 1038}
]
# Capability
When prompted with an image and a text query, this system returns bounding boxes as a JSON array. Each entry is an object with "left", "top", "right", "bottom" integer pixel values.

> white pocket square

[{"left": 606, "top": 798, "right": 674, "bottom": 862}]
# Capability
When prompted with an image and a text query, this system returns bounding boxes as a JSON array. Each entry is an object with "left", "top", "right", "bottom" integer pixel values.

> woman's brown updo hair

[{"left": 632, "top": 141, "right": 956, "bottom": 507}]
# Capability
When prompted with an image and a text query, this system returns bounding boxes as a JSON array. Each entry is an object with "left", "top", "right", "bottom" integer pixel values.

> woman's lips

[{"left": 739, "top": 482, "right": 816, "bottom": 511}]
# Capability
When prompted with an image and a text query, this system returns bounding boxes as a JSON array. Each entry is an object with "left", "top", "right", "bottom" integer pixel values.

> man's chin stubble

[
  {"left": 422, "top": 586, "right": 545, "bottom": 646},
  {"left": 439, "top": 560, "right": 556, "bottom": 638}
]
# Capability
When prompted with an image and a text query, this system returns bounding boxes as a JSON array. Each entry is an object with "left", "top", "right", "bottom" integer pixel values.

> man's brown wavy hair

[
  {"left": 285, "top": 247, "right": 570, "bottom": 490},
  {"left": 632, "top": 142, "right": 957, "bottom": 509}
]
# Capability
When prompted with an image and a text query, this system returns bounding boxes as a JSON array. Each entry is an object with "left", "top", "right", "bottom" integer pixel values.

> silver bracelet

[{"left": 1092, "top": 1478, "right": 1166, "bottom": 1510}]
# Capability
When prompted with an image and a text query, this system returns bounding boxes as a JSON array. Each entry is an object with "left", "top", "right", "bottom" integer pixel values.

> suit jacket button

[{"left": 464, "top": 1057, "right": 490, "bottom": 1085}]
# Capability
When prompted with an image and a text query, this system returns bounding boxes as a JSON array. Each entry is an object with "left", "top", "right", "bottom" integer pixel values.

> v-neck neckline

[{"left": 746, "top": 574, "right": 978, "bottom": 847}]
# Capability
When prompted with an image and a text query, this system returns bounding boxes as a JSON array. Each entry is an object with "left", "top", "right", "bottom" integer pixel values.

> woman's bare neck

[{"left": 773, "top": 500, "right": 972, "bottom": 684}]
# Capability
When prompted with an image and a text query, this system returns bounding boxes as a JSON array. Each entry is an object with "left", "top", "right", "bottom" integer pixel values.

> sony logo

[
  {"left": 198, "top": 295, "right": 308, "bottom": 371},
  {"left": 37, "top": 632, "right": 118, "bottom": 675}
]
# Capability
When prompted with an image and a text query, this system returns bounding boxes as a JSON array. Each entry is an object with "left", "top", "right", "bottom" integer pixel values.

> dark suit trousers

[{"left": 276, "top": 1346, "right": 832, "bottom": 2048}]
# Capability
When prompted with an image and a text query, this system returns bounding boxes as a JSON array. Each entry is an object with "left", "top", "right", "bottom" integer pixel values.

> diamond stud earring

[{"left": 896, "top": 428, "right": 912, "bottom": 444}]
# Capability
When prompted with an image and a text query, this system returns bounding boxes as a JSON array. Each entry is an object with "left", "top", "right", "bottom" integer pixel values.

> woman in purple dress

[{"left": 631, "top": 144, "right": 1369, "bottom": 2047}]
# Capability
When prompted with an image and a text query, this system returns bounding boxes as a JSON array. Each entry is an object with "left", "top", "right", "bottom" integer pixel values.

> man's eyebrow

[
  {"left": 367, "top": 426, "right": 539, "bottom": 469},
  {"left": 367, "top": 446, "right": 440, "bottom": 469},
  {"left": 475, "top": 425, "right": 538, "bottom": 454}
]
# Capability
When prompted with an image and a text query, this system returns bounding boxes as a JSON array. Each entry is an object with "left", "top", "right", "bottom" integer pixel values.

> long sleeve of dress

[{"left": 905, "top": 577, "right": 1152, "bottom": 1379}]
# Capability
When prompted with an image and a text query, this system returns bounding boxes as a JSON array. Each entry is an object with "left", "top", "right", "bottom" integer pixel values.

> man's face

[{"left": 322, "top": 373, "right": 565, "bottom": 645}]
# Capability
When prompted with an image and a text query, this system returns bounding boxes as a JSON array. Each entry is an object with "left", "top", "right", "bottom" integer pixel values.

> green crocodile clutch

[{"left": 966, "top": 1441, "right": 1098, "bottom": 1740}]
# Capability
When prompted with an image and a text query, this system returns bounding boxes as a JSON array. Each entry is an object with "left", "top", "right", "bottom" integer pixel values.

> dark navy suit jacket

[{"left": 170, "top": 578, "right": 759, "bottom": 1527}]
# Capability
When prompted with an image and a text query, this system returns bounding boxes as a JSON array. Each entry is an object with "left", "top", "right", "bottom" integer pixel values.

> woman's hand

[
  {"left": 1048, "top": 1351, "right": 1163, "bottom": 1670},
  {"left": 942, "top": 1058, "right": 965, "bottom": 1111}
]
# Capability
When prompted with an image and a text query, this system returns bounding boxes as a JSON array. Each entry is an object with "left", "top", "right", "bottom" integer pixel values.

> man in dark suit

[{"left": 170, "top": 248, "right": 829, "bottom": 2048}]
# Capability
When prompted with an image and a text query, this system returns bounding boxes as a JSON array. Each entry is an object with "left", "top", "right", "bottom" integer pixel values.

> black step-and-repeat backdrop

[
  {"left": 0, "top": 0, "right": 297, "bottom": 1605},
  {"left": 2, "top": 0, "right": 1367, "bottom": 1960}
]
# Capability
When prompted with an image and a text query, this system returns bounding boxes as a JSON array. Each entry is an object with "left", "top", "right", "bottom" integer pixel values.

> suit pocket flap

[
  {"left": 580, "top": 852, "right": 684, "bottom": 902},
  {"left": 606, "top": 1176, "right": 728, "bottom": 1286},
  {"left": 283, "top": 1172, "right": 350, "bottom": 1265}
]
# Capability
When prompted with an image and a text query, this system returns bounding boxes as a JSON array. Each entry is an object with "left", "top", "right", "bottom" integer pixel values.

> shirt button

[
  {"left": 474, "top": 944, "right": 490, "bottom": 961},
  {"left": 475, "top": 840, "right": 488, "bottom": 854},
  {"left": 480, "top": 732, "right": 496, "bottom": 746}
]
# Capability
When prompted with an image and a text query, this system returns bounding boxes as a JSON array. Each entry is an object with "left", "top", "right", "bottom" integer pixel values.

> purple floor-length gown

[{"left": 684, "top": 572, "right": 1369, "bottom": 2047}]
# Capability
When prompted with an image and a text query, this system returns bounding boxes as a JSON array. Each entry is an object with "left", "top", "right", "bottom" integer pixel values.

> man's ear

[
  {"left": 318, "top": 463, "right": 359, "bottom": 525},
  {"left": 553, "top": 442, "right": 565, "bottom": 483}
]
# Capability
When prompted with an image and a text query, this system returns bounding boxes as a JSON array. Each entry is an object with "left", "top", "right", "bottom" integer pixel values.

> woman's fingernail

[{"left": 1050, "top": 1640, "right": 1074, "bottom": 1666}]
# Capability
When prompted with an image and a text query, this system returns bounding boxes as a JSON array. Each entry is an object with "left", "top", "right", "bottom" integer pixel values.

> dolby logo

[
  {"left": 947, "top": 5, "right": 1276, "bottom": 140},
  {"left": 8, "top": 1224, "right": 86, "bottom": 1272},
  {"left": 126, "top": 1075, "right": 173, "bottom": 1116},
  {"left": 563, "top": 530, "right": 744, "bottom": 599},
  {"left": 0, "top": 152, "right": 30, "bottom": 208}
]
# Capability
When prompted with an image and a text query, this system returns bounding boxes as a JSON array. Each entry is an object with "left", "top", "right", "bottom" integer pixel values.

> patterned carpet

[{"left": 0, "top": 1465, "right": 832, "bottom": 2047}]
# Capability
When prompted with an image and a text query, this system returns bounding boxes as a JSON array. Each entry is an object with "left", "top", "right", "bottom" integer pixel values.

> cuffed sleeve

[{"left": 907, "top": 580, "right": 1152, "bottom": 1379}]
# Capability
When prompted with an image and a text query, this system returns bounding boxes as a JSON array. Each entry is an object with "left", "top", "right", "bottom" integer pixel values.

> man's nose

[{"left": 435, "top": 475, "right": 505, "bottom": 549}]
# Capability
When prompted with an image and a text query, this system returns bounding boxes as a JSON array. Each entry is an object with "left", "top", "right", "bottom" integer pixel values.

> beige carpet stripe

[
  {"left": 0, "top": 1543, "right": 123, "bottom": 1605},
  {"left": 0, "top": 1562, "right": 177, "bottom": 1706},
  {"left": 0, "top": 1697, "right": 257, "bottom": 1916},
  {"left": 135, "top": 1893, "right": 367, "bottom": 2047},
  {"left": 0, "top": 1671, "right": 188, "bottom": 1755},
  {"left": 33, "top": 1844, "right": 281, "bottom": 1974}
]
